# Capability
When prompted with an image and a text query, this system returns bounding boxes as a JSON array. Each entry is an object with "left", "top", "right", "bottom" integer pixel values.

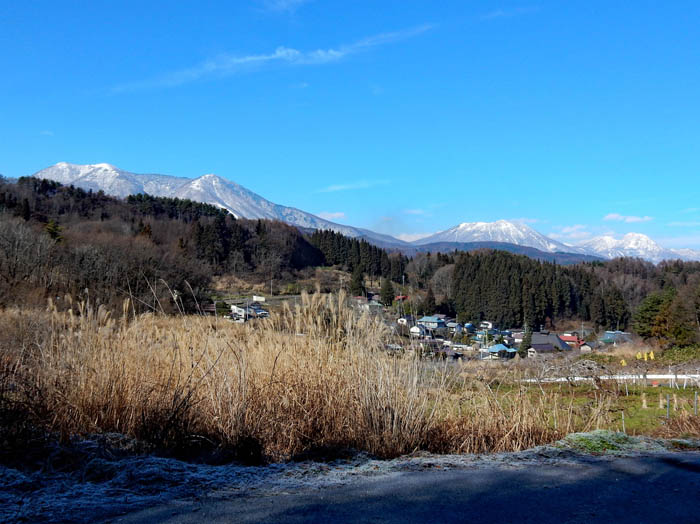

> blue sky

[{"left": 2, "top": 1, "right": 700, "bottom": 248}]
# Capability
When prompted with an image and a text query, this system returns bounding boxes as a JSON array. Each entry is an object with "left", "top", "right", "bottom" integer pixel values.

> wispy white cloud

[
  {"left": 681, "top": 207, "right": 700, "bottom": 214},
  {"left": 40, "top": 130, "right": 54, "bottom": 136},
  {"left": 668, "top": 221, "right": 700, "bottom": 227},
  {"left": 481, "top": 6, "right": 539, "bottom": 20},
  {"left": 317, "top": 179, "right": 389, "bottom": 193},
  {"left": 549, "top": 224, "right": 592, "bottom": 241},
  {"left": 397, "top": 232, "right": 433, "bottom": 242},
  {"left": 261, "top": 0, "right": 312, "bottom": 13},
  {"left": 604, "top": 213, "right": 653, "bottom": 223},
  {"left": 655, "top": 234, "right": 700, "bottom": 249},
  {"left": 291, "top": 81, "right": 309, "bottom": 89},
  {"left": 404, "top": 208, "right": 429, "bottom": 216},
  {"left": 317, "top": 211, "right": 346, "bottom": 220},
  {"left": 112, "top": 25, "right": 433, "bottom": 92}
]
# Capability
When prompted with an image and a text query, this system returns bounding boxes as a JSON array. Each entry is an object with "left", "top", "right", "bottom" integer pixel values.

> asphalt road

[{"left": 112, "top": 453, "right": 700, "bottom": 524}]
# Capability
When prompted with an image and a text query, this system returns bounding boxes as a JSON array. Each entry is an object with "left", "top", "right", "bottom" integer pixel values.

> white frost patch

[{"left": 3, "top": 432, "right": 698, "bottom": 523}]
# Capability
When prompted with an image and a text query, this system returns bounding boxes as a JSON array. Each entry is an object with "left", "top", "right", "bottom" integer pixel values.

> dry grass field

[{"left": 1, "top": 291, "right": 698, "bottom": 466}]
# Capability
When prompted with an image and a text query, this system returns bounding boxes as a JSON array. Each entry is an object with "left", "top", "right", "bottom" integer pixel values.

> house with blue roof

[
  {"left": 417, "top": 316, "right": 447, "bottom": 330},
  {"left": 480, "top": 343, "right": 518, "bottom": 360}
]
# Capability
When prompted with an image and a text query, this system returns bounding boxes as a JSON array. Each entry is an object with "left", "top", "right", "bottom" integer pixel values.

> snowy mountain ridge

[
  {"left": 414, "top": 220, "right": 589, "bottom": 255},
  {"left": 29, "top": 162, "right": 700, "bottom": 263},
  {"left": 578, "top": 233, "right": 700, "bottom": 263},
  {"left": 31, "top": 162, "right": 406, "bottom": 246}
]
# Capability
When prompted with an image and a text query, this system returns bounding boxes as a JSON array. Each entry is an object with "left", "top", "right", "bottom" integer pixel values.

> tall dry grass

[{"left": 0, "top": 290, "right": 615, "bottom": 463}]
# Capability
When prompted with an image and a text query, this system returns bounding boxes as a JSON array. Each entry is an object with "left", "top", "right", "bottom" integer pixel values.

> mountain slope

[
  {"left": 413, "top": 220, "right": 584, "bottom": 254},
  {"left": 32, "top": 162, "right": 407, "bottom": 246}
]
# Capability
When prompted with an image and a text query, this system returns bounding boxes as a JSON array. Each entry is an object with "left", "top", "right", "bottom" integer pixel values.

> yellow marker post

[
  {"left": 636, "top": 352, "right": 642, "bottom": 360},
  {"left": 644, "top": 352, "right": 648, "bottom": 362},
  {"left": 649, "top": 351, "right": 654, "bottom": 360},
  {"left": 620, "top": 359, "right": 627, "bottom": 367}
]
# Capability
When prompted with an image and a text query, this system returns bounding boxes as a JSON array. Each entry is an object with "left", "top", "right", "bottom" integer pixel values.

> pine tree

[
  {"left": 519, "top": 328, "right": 532, "bottom": 358},
  {"left": 423, "top": 286, "right": 436, "bottom": 315},
  {"left": 380, "top": 278, "right": 395, "bottom": 306},
  {"left": 350, "top": 266, "right": 365, "bottom": 296},
  {"left": 44, "top": 219, "right": 62, "bottom": 242},
  {"left": 20, "top": 198, "right": 30, "bottom": 221}
]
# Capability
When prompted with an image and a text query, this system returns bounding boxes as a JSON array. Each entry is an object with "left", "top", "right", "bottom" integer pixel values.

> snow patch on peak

[
  {"left": 577, "top": 233, "right": 698, "bottom": 263},
  {"left": 413, "top": 219, "right": 580, "bottom": 254}
]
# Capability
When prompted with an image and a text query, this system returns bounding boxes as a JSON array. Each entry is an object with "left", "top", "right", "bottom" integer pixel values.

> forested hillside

[
  {"left": 309, "top": 229, "right": 409, "bottom": 283},
  {"left": 0, "top": 177, "right": 325, "bottom": 311},
  {"left": 1, "top": 176, "right": 698, "bottom": 347},
  {"left": 450, "top": 251, "right": 628, "bottom": 330}
]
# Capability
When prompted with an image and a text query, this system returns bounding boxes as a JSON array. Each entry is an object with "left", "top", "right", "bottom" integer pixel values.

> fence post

[
  {"left": 667, "top": 394, "right": 671, "bottom": 419},
  {"left": 695, "top": 391, "right": 698, "bottom": 416},
  {"left": 621, "top": 411, "right": 626, "bottom": 434}
]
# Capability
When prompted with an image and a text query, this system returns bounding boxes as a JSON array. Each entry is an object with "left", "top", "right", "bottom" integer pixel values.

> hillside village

[{"left": 211, "top": 291, "right": 634, "bottom": 363}]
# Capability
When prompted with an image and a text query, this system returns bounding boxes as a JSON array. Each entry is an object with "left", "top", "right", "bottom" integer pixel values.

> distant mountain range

[
  {"left": 32, "top": 162, "right": 404, "bottom": 247},
  {"left": 31, "top": 162, "right": 700, "bottom": 264}
]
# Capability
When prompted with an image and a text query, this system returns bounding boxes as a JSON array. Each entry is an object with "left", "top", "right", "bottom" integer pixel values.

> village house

[
  {"left": 417, "top": 316, "right": 447, "bottom": 330},
  {"left": 446, "top": 321, "right": 463, "bottom": 335},
  {"left": 559, "top": 333, "right": 584, "bottom": 348},
  {"left": 526, "top": 332, "right": 572, "bottom": 357},
  {"left": 480, "top": 343, "right": 517, "bottom": 360},
  {"left": 599, "top": 331, "right": 633, "bottom": 346}
]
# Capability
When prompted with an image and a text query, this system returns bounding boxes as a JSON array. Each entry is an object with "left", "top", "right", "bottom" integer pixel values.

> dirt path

[{"left": 112, "top": 452, "right": 700, "bottom": 524}]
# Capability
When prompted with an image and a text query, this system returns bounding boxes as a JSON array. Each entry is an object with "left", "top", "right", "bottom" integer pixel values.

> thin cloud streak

[
  {"left": 404, "top": 208, "right": 428, "bottom": 216},
  {"left": 317, "top": 179, "right": 389, "bottom": 193},
  {"left": 261, "top": 0, "right": 312, "bottom": 13},
  {"left": 112, "top": 25, "right": 434, "bottom": 93},
  {"left": 397, "top": 232, "right": 433, "bottom": 242},
  {"left": 668, "top": 221, "right": 700, "bottom": 227},
  {"left": 604, "top": 213, "right": 653, "bottom": 223},
  {"left": 481, "top": 6, "right": 539, "bottom": 20},
  {"left": 549, "top": 224, "right": 592, "bottom": 242},
  {"left": 317, "top": 211, "right": 346, "bottom": 220}
]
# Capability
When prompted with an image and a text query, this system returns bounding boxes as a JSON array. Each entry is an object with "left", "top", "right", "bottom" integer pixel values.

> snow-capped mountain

[
  {"left": 413, "top": 220, "right": 584, "bottom": 254},
  {"left": 671, "top": 248, "right": 700, "bottom": 260},
  {"left": 31, "top": 162, "right": 406, "bottom": 246},
  {"left": 28, "top": 163, "right": 700, "bottom": 263},
  {"left": 577, "top": 233, "right": 700, "bottom": 263}
]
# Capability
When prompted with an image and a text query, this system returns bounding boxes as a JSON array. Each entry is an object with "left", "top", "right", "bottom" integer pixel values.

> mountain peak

[
  {"left": 578, "top": 233, "right": 674, "bottom": 262},
  {"left": 414, "top": 219, "right": 572, "bottom": 254},
  {"left": 30, "top": 162, "right": 408, "bottom": 247}
]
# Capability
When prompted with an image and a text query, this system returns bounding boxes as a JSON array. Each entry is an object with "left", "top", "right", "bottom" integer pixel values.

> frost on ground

[{"left": 2, "top": 431, "right": 699, "bottom": 523}]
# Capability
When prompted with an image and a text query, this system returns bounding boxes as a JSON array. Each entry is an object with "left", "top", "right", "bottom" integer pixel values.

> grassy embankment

[{"left": 1, "top": 291, "right": 699, "bottom": 467}]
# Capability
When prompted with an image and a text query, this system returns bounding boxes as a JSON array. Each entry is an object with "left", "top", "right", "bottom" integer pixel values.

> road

[{"left": 113, "top": 452, "right": 700, "bottom": 524}]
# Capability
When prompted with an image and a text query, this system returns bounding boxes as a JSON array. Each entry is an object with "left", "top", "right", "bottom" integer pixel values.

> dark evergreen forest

[{"left": 309, "top": 229, "right": 409, "bottom": 283}]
